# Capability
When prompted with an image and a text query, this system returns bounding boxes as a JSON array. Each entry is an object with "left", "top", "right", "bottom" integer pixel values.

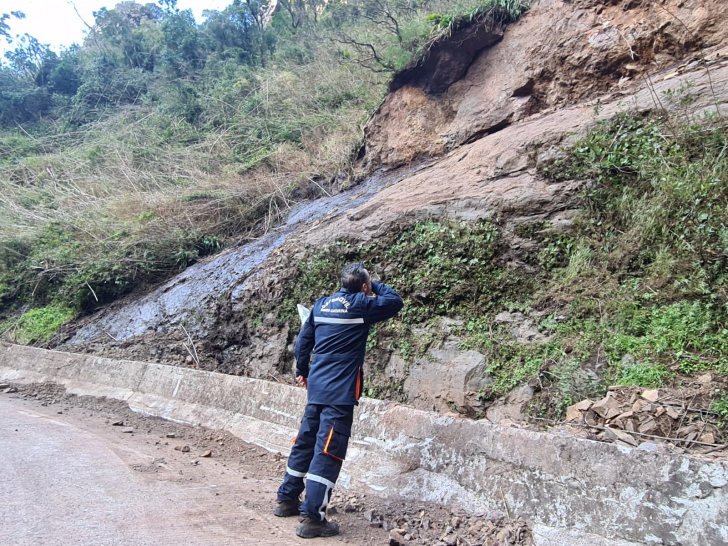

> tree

[
  {"left": 242, "top": 0, "right": 272, "bottom": 67},
  {"left": 201, "top": 5, "right": 257, "bottom": 65},
  {"left": 161, "top": 9, "right": 202, "bottom": 74},
  {"left": 0, "top": 11, "right": 24, "bottom": 43},
  {"left": 4, "top": 34, "right": 50, "bottom": 82}
]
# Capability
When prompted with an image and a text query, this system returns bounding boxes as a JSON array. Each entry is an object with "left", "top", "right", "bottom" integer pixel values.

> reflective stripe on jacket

[{"left": 294, "top": 281, "right": 403, "bottom": 406}]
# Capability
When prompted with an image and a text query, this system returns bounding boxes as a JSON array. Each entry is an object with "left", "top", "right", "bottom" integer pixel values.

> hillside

[{"left": 4, "top": 0, "right": 728, "bottom": 449}]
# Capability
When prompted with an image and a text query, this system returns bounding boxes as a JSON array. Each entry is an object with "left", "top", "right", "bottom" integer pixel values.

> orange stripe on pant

[
  {"left": 355, "top": 367, "right": 361, "bottom": 400},
  {"left": 323, "top": 426, "right": 343, "bottom": 461}
]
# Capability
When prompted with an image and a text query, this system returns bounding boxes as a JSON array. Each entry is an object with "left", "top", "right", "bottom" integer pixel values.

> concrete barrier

[{"left": 1, "top": 342, "right": 726, "bottom": 546}]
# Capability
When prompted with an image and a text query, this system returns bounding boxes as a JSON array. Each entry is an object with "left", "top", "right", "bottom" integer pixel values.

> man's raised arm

[{"left": 363, "top": 281, "right": 404, "bottom": 325}]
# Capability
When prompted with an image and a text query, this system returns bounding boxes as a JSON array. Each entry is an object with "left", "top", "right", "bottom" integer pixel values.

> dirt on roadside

[{"left": 5, "top": 382, "right": 533, "bottom": 546}]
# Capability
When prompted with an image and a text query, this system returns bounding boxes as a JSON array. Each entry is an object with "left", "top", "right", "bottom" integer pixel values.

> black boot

[
  {"left": 296, "top": 517, "right": 340, "bottom": 538},
  {"left": 274, "top": 499, "right": 301, "bottom": 517}
]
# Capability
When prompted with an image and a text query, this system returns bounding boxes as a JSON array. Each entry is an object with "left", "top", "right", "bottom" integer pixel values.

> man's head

[{"left": 341, "top": 262, "right": 372, "bottom": 294}]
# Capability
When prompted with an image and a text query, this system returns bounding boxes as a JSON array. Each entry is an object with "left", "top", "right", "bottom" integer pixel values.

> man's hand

[{"left": 296, "top": 375, "right": 308, "bottom": 389}]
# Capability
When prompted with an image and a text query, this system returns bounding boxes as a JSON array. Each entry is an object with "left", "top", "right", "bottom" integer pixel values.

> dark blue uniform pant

[{"left": 277, "top": 403, "right": 354, "bottom": 521}]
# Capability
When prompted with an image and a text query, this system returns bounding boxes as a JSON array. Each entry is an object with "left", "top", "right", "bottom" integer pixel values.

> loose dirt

[{"left": 2, "top": 382, "right": 533, "bottom": 546}]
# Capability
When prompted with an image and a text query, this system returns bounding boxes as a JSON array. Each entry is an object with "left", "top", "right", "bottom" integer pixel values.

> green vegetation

[
  {"left": 713, "top": 391, "right": 728, "bottom": 428},
  {"left": 0, "top": 0, "right": 529, "bottom": 334},
  {"left": 280, "top": 218, "right": 534, "bottom": 395},
  {"left": 2, "top": 304, "right": 75, "bottom": 345},
  {"left": 528, "top": 111, "right": 728, "bottom": 415}
]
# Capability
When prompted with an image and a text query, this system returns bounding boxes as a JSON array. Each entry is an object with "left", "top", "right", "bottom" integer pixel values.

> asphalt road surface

[{"left": 0, "top": 395, "right": 352, "bottom": 546}]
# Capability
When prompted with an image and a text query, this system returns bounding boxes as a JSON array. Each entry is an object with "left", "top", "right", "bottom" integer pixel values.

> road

[{"left": 0, "top": 395, "right": 358, "bottom": 546}]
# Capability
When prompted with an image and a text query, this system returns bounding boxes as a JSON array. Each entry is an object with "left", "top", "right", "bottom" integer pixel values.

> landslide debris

[
  {"left": 40, "top": 0, "right": 728, "bottom": 446},
  {"left": 554, "top": 384, "right": 727, "bottom": 455}
]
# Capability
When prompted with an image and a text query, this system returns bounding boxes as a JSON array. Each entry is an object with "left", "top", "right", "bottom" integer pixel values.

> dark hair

[{"left": 341, "top": 262, "right": 368, "bottom": 292}]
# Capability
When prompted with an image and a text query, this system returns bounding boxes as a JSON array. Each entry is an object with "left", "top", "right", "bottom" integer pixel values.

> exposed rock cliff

[
  {"left": 62, "top": 0, "right": 728, "bottom": 419},
  {"left": 363, "top": 0, "right": 728, "bottom": 168}
]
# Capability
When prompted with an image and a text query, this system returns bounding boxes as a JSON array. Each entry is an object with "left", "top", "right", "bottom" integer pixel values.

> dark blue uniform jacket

[{"left": 294, "top": 281, "right": 403, "bottom": 406}]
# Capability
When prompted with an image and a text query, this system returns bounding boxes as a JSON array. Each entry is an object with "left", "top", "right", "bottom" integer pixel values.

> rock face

[
  {"left": 64, "top": 0, "right": 728, "bottom": 415},
  {"left": 362, "top": 0, "right": 728, "bottom": 169},
  {"left": 404, "top": 344, "right": 491, "bottom": 413}
]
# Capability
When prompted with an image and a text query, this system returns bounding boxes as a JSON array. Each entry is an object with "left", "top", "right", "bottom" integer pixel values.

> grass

[{"left": 2, "top": 305, "right": 76, "bottom": 345}]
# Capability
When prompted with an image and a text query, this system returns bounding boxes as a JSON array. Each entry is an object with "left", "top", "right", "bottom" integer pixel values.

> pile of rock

[
  {"left": 565, "top": 387, "right": 721, "bottom": 450},
  {"left": 386, "top": 510, "right": 532, "bottom": 546}
]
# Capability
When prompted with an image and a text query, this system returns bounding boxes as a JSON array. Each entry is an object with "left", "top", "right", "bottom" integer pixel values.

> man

[{"left": 275, "top": 262, "right": 404, "bottom": 538}]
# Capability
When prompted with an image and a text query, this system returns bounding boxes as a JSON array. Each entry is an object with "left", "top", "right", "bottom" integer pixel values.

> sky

[{"left": 1, "top": 0, "right": 232, "bottom": 55}]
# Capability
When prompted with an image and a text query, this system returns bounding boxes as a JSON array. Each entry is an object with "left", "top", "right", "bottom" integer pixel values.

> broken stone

[
  {"left": 370, "top": 522, "right": 383, "bottom": 528},
  {"left": 576, "top": 399, "right": 594, "bottom": 411},
  {"left": 486, "top": 511, "right": 504, "bottom": 523},
  {"left": 584, "top": 410, "right": 598, "bottom": 426},
  {"left": 621, "top": 354, "right": 636, "bottom": 368},
  {"left": 565, "top": 404, "right": 584, "bottom": 423},
  {"left": 166, "top": 433, "right": 176, "bottom": 438},
  {"left": 654, "top": 406, "right": 666, "bottom": 418},
  {"left": 389, "top": 529, "right": 407, "bottom": 546},
  {"left": 111, "top": 420, "right": 124, "bottom": 426},
  {"left": 614, "top": 429, "right": 638, "bottom": 446},
  {"left": 700, "top": 432, "right": 716, "bottom": 444},
  {"left": 602, "top": 427, "right": 637, "bottom": 445},
  {"left": 677, "top": 425, "right": 698, "bottom": 437},
  {"left": 592, "top": 395, "right": 620, "bottom": 418},
  {"left": 604, "top": 407, "right": 622, "bottom": 420},
  {"left": 665, "top": 406, "right": 680, "bottom": 420},
  {"left": 0, "top": 383, "right": 10, "bottom": 390},
  {"left": 201, "top": 450, "right": 212, "bottom": 457},
  {"left": 122, "top": 427, "right": 134, "bottom": 434},
  {"left": 632, "top": 399, "right": 648, "bottom": 413},
  {"left": 364, "top": 509, "right": 375, "bottom": 522},
  {"left": 641, "top": 389, "right": 659, "bottom": 402},
  {"left": 638, "top": 418, "right": 657, "bottom": 435},
  {"left": 174, "top": 445, "right": 191, "bottom": 453},
  {"left": 496, "top": 528, "right": 511, "bottom": 541}
]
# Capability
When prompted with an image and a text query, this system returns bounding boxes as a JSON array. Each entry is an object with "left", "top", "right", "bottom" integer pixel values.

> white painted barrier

[{"left": 2, "top": 342, "right": 726, "bottom": 546}]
